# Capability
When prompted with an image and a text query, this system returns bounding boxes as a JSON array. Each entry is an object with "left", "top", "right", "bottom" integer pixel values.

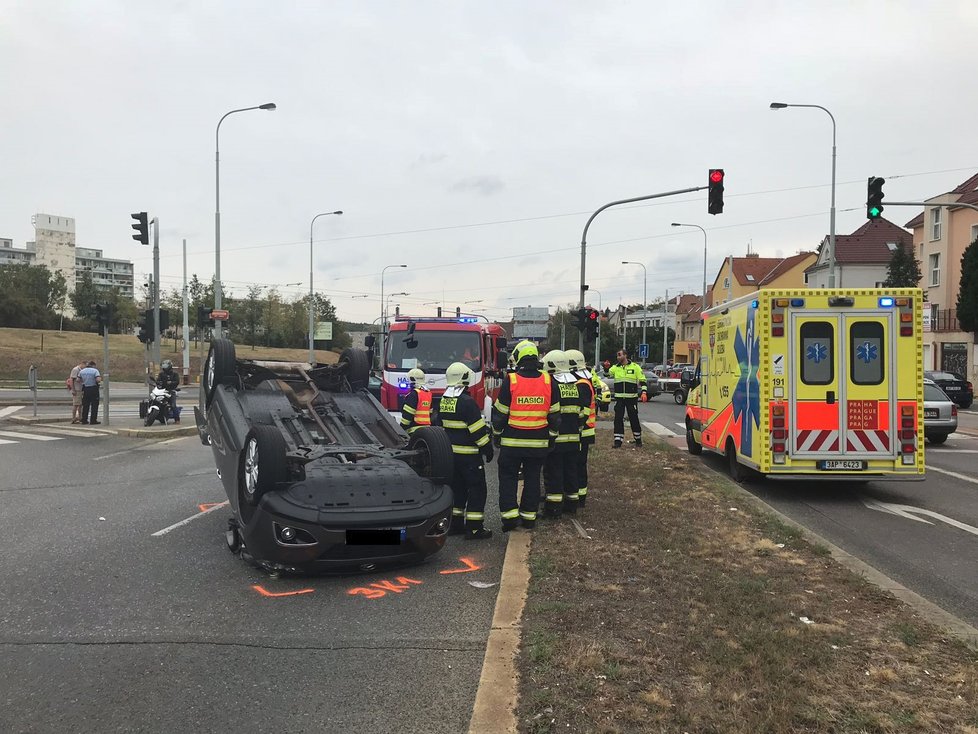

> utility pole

[
  {"left": 151, "top": 217, "right": 161, "bottom": 370},
  {"left": 182, "top": 238, "right": 190, "bottom": 385},
  {"left": 662, "top": 289, "right": 669, "bottom": 366}
]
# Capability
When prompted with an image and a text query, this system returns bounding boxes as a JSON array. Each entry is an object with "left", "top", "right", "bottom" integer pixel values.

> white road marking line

[
  {"left": 675, "top": 422, "right": 686, "bottom": 430},
  {"left": 0, "top": 430, "right": 62, "bottom": 441},
  {"left": 928, "top": 449, "right": 978, "bottom": 454},
  {"left": 947, "top": 432, "right": 975, "bottom": 440},
  {"left": 0, "top": 438, "right": 16, "bottom": 445},
  {"left": 29, "top": 426, "right": 109, "bottom": 438},
  {"left": 642, "top": 421, "right": 679, "bottom": 437},
  {"left": 151, "top": 500, "right": 230, "bottom": 537},
  {"left": 927, "top": 465, "right": 978, "bottom": 486},
  {"left": 0, "top": 406, "right": 25, "bottom": 418}
]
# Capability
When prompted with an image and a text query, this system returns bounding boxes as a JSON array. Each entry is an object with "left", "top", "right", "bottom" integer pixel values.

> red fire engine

[{"left": 380, "top": 315, "right": 509, "bottom": 415}]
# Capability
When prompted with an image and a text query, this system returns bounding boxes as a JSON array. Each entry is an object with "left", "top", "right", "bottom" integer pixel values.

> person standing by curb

[
  {"left": 78, "top": 361, "right": 102, "bottom": 425},
  {"left": 68, "top": 361, "right": 85, "bottom": 424}
]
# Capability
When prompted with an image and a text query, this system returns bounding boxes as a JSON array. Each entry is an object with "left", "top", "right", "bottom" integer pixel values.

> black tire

[
  {"left": 240, "top": 424, "right": 289, "bottom": 508},
  {"left": 726, "top": 440, "right": 744, "bottom": 483},
  {"left": 927, "top": 433, "right": 949, "bottom": 445},
  {"left": 225, "top": 520, "right": 242, "bottom": 554},
  {"left": 340, "top": 347, "right": 370, "bottom": 392},
  {"left": 686, "top": 424, "right": 703, "bottom": 455},
  {"left": 960, "top": 398, "right": 973, "bottom": 410},
  {"left": 204, "top": 339, "right": 237, "bottom": 407},
  {"left": 408, "top": 425, "right": 454, "bottom": 486},
  {"left": 144, "top": 411, "right": 155, "bottom": 427},
  {"left": 674, "top": 389, "right": 687, "bottom": 405}
]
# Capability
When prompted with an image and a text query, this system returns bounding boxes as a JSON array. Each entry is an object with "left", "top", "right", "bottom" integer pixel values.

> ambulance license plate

[{"left": 818, "top": 460, "right": 865, "bottom": 471}]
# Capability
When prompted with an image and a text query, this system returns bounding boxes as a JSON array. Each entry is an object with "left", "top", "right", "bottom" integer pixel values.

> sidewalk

[{"left": 9, "top": 411, "right": 199, "bottom": 439}]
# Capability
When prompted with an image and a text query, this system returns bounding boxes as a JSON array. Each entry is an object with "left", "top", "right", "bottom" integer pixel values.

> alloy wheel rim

[
  {"left": 206, "top": 355, "right": 215, "bottom": 393},
  {"left": 244, "top": 439, "right": 259, "bottom": 496}
]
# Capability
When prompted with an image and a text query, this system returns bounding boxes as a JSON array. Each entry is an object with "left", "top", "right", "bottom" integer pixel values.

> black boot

[
  {"left": 562, "top": 500, "right": 578, "bottom": 515},
  {"left": 543, "top": 503, "right": 562, "bottom": 519},
  {"left": 501, "top": 518, "right": 520, "bottom": 532},
  {"left": 613, "top": 439, "right": 622, "bottom": 449},
  {"left": 449, "top": 515, "right": 466, "bottom": 535},
  {"left": 520, "top": 518, "right": 537, "bottom": 530},
  {"left": 466, "top": 527, "right": 493, "bottom": 540},
  {"left": 634, "top": 437, "right": 642, "bottom": 447},
  {"left": 578, "top": 496, "right": 587, "bottom": 509}
]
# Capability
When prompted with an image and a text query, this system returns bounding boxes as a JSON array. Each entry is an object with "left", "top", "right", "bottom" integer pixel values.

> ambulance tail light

[
  {"left": 900, "top": 326, "right": 913, "bottom": 336},
  {"left": 899, "top": 405, "right": 917, "bottom": 460},
  {"left": 773, "top": 442, "right": 786, "bottom": 453},
  {"left": 901, "top": 443, "right": 915, "bottom": 454},
  {"left": 772, "top": 429, "right": 787, "bottom": 440},
  {"left": 772, "top": 326, "right": 784, "bottom": 337},
  {"left": 900, "top": 429, "right": 915, "bottom": 441}
]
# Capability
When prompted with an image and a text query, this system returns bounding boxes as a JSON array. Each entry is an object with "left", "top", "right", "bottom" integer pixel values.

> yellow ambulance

[{"left": 684, "top": 288, "right": 924, "bottom": 481}]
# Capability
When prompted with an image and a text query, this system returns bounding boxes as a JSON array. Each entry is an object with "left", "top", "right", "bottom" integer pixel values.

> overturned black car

[{"left": 194, "top": 338, "right": 455, "bottom": 575}]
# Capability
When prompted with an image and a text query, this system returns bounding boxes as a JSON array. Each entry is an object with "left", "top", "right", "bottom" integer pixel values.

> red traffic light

[
  {"left": 710, "top": 169, "right": 724, "bottom": 183},
  {"left": 587, "top": 309, "right": 598, "bottom": 320}
]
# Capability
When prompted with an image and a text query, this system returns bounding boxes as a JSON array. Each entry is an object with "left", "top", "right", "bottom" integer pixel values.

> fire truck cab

[
  {"left": 685, "top": 288, "right": 925, "bottom": 482},
  {"left": 380, "top": 315, "right": 509, "bottom": 416}
]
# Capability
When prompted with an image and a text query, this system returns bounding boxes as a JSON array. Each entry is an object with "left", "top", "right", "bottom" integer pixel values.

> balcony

[{"left": 930, "top": 308, "right": 962, "bottom": 333}]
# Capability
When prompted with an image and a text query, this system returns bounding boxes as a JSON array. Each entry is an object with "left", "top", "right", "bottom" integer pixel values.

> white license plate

[
  {"left": 818, "top": 460, "right": 865, "bottom": 471},
  {"left": 944, "top": 386, "right": 961, "bottom": 391}
]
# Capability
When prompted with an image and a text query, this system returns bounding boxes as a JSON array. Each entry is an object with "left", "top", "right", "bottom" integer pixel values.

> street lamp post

[
  {"left": 385, "top": 292, "right": 409, "bottom": 325},
  {"left": 215, "top": 102, "right": 277, "bottom": 339},
  {"left": 380, "top": 265, "right": 408, "bottom": 336},
  {"left": 308, "top": 210, "right": 343, "bottom": 364},
  {"left": 590, "top": 288, "right": 602, "bottom": 368},
  {"left": 671, "top": 223, "right": 709, "bottom": 309},
  {"left": 770, "top": 101, "right": 837, "bottom": 287},
  {"left": 621, "top": 261, "right": 647, "bottom": 361}
]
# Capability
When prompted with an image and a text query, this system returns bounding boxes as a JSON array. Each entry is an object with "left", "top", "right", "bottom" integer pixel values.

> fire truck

[
  {"left": 379, "top": 315, "right": 509, "bottom": 415},
  {"left": 684, "top": 288, "right": 924, "bottom": 482}
]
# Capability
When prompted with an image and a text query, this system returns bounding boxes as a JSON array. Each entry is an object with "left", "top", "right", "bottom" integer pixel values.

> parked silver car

[{"left": 924, "top": 378, "right": 957, "bottom": 444}]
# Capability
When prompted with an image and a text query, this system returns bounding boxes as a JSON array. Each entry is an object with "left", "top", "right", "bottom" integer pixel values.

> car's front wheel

[
  {"left": 240, "top": 425, "right": 288, "bottom": 508},
  {"left": 674, "top": 389, "right": 687, "bottom": 405}
]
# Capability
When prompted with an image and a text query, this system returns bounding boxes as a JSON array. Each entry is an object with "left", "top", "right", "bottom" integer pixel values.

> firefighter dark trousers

[
  {"left": 577, "top": 442, "right": 591, "bottom": 507},
  {"left": 498, "top": 450, "right": 545, "bottom": 529},
  {"left": 544, "top": 449, "right": 579, "bottom": 515},
  {"left": 451, "top": 455, "right": 488, "bottom": 530},
  {"left": 613, "top": 398, "right": 641, "bottom": 443}
]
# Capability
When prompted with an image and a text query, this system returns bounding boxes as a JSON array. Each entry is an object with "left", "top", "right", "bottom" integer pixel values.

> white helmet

[
  {"left": 161, "top": 359, "right": 173, "bottom": 370},
  {"left": 407, "top": 368, "right": 426, "bottom": 386},
  {"left": 543, "top": 349, "right": 569, "bottom": 375},
  {"left": 445, "top": 361, "right": 471, "bottom": 387},
  {"left": 564, "top": 349, "right": 586, "bottom": 371}
]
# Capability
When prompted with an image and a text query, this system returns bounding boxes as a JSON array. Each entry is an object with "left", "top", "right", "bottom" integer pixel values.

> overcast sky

[{"left": 3, "top": 0, "right": 977, "bottom": 324}]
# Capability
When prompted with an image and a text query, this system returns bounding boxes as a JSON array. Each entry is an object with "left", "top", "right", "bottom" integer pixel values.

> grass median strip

[{"left": 517, "top": 438, "right": 978, "bottom": 733}]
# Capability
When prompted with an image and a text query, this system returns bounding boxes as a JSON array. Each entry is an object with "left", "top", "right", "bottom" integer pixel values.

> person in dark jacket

[
  {"left": 432, "top": 362, "right": 493, "bottom": 540},
  {"left": 541, "top": 350, "right": 589, "bottom": 518},
  {"left": 155, "top": 359, "right": 181, "bottom": 422}
]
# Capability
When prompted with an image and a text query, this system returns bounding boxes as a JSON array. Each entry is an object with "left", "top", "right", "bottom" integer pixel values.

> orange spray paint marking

[
  {"left": 347, "top": 577, "right": 423, "bottom": 600},
  {"left": 252, "top": 585, "right": 315, "bottom": 598},
  {"left": 439, "top": 557, "right": 481, "bottom": 575},
  {"left": 198, "top": 502, "right": 224, "bottom": 512}
]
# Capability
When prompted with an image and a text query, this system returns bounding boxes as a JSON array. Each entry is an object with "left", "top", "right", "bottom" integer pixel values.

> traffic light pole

[
  {"left": 151, "top": 217, "right": 161, "bottom": 370},
  {"left": 578, "top": 185, "right": 706, "bottom": 351},
  {"left": 102, "top": 321, "right": 111, "bottom": 426},
  {"left": 182, "top": 239, "right": 190, "bottom": 385}
]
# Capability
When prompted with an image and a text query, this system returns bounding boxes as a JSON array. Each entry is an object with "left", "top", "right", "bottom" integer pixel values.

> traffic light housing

[
  {"left": 584, "top": 308, "right": 599, "bottom": 341},
  {"left": 93, "top": 303, "right": 110, "bottom": 333},
  {"left": 574, "top": 307, "right": 589, "bottom": 332},
  {"left": 867, "top": 176, "right": 885, "bottom": 220},
  {"left": 131, "top": 212, "right": 149, "bottom": 245},
  {"left": 708, "top": 169, "right": 725, "bottom": 215}
]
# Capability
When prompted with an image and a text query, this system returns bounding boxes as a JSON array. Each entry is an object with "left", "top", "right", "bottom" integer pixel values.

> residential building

[
  {"left": 710, "top": 251, "right": 816, "bottom": 306},
  {"left": 905, "top": 172, "right": 978, "bottom": 376},
  {"left": 672, "top": 293, "right": 706, "bottom": 365},
  {"left": 0, "top": 215, "right": 136, "bottom": 316},
  {"left": 804, "top": 218, "right": 912, "bottom": 289}
]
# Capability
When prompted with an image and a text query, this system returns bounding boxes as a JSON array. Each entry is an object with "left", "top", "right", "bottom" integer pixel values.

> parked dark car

[
  {"left": 924, "top": 370, "right": 973, "bottom": 409},
  {"left": 194, "top": 339, "right": 454, "bottom": 575}
]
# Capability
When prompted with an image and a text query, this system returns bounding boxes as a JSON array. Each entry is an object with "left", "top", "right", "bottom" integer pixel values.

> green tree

[
  {"left": 882, "top": 238, "right": 922, "bottom": 288},
  {"left": 956, "top": 238, "right": 978, "bottom": 335}
]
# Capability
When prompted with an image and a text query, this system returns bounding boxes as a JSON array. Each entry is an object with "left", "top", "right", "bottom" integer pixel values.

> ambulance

[{"left": 684, "top": 288, "right": 924, "bottom": 481}]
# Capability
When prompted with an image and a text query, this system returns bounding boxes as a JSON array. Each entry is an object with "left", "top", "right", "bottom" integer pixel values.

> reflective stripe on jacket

[
  {"left": 492, "top": 370, "right": 559, "bottom": 451},
  {"left": 577, "top": 376, "right": 597, "bottom": 440},
  {"left": 400, "top": 387, "right": 432, "bottom": 434},
  {"left": 433, "top": 390, "right": 490, "bottom": 455},
  {"left": 607, "top": 362, "right": 647, "bottom": 398}
]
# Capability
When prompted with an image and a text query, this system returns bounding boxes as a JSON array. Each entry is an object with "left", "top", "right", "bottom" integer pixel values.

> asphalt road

[
  {"left": 636, "top": 395, "right": 978, "bottom": 630},
  {"left": 0, "top": 422, "right": 509, "bottom": 734}
]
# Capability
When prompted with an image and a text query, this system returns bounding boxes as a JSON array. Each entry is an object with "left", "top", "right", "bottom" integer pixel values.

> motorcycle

[{"left": 144, "top": 385, "right": 180, "bottom": 426}]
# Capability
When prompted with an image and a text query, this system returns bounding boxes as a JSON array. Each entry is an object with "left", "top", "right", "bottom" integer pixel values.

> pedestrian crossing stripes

[
  {"left": 642, "top": 421, "right": 686, "bottom": 438},
  {"left": 0, "top": 426, "right": 110, "bottom": 446}
]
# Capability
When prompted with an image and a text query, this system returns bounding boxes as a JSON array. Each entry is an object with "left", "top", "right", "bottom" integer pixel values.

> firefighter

[
  {"left": 399, "top": 367, "right": 432, "bottom": 435},
  {"left": 565, "top": 349, "right": 596, "bottom": 509},
  {"left": 432, "top": 362, "right": 493, "bottom": 540},
  {"left": 541, "top": 350, "right": 589, "bottom": 517},
  {"left": 492, "top": 341, "right": 561, "bottom": 531},
  {"left": 607, "top": 348, "right": 647, "bottom": 448}
]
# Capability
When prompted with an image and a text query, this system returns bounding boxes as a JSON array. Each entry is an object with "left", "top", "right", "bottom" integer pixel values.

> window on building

[
  {"left": 971, "top": 224, "right": 978, "bottom": 245},
  {"left": 929, "top": 253, "right": 940, "bottom": 286},
  {"left": 931, "top": 207, "right": 942, "bottom": 240},
  {"left": 723, "top": 277, "right": 730, "bottom": 289}
]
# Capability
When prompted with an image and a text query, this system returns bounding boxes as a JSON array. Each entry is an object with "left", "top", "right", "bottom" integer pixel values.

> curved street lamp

[
  {"left": 214, "top": 102, "right": 277, "bottom": 338},
  {"left": 621, "top": 260, "right": 648, "bottom": 356},
  {"left": 671, "top": 222, "right": 709, "bottom": 306},
  {"left": 308, "top": 210, "right": 343, "bottom": 364}
]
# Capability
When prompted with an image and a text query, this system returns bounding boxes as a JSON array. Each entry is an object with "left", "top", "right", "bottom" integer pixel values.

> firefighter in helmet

[
  {"left": 399, "top": 367, "right": 432, "bottom": 435},
  {"left": 491, "top": 341, "right": 561, "bottom": 531},
  {"left": 565, "top": 349, "right": 597, "bottom": 508},
  {"left": 541, "top": 349, "right": 589, "bottom": 517},
  {"left": 432, "top": 361, "right": 493, "bottom": 540}
]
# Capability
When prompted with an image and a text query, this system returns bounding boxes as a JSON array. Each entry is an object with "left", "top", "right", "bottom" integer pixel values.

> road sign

[
  {"left": 314, "top": 321, "right": 333, "bottom": 340},
  {"left": 210, "top": 309, "right": 230, "bottom": 321},
  {"left": 638, "top": 343, "right": 649, "bottom": 359}
]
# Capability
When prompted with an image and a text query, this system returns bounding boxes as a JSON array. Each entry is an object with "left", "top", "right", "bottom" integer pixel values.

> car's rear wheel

[
  {"left": 240, "top": 424, "right": 288, "bottom": 508},
  {"left": 408, "top": 426, "right": 454, "bottom": 485},
  {"left": 686, "top": 424, "right": 703, "bottom": 455},
  {"left": 204, "top": 339, "right": 236, "bottom": 407},
  {"left": 927, "top": 433, "right": 949, "bottom": 445},
  {"left": 726, "top": 440, "right": 743, "bottom": 483},
  {"left": 959, "top": 398, "right": 973, "bottom": 410},
  {"left": 340, "top": 347, "right": 370, "bottom": 392}
]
